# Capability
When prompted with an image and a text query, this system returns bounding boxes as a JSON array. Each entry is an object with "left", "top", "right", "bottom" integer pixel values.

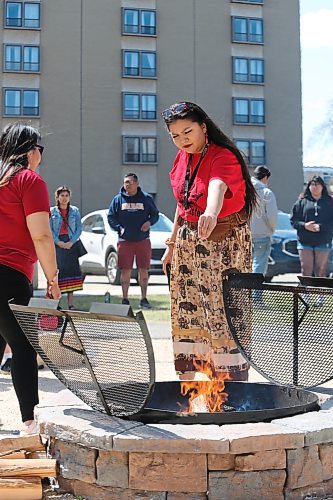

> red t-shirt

[
  {"left": 59, "top": 208, "right": 68, "bottom": 235},
  {"left": 0, "top": 169, "right": 50, "bottom": 282},
  {"left": 169, "top": 143, "right": 246, "bottom": 222}
]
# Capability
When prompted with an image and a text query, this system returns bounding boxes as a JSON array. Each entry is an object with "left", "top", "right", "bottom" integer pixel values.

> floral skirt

[{"left": 171, "top": 223, "right": 252, "bottom": 380}]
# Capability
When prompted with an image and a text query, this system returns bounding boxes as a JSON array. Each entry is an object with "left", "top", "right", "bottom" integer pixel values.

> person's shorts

[
  {"left": 117, "top": 239, "right": 151, "bottom": 270},
  {"left": 297, "top": 242, "right": 332, "bottom": 252}
]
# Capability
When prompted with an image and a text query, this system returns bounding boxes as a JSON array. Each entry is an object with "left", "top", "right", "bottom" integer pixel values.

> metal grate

[
  {"left": 10, "top": 303, "right": 155, "bottom": 416},
  {"left": 223, "top": 273, "right": 333, "bottom": 387}
]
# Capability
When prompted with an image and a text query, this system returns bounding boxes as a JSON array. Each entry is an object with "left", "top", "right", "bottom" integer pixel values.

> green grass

[{"left": 61, "top": 294, "right": 171, "bottom": 322}]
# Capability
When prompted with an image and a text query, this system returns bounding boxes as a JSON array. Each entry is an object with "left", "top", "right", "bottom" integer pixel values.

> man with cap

[{"left": 251, "top": 166, "right": 278, "bottom": 304}]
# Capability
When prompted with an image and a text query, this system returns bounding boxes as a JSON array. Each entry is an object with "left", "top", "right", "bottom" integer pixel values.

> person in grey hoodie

[{"left": 251, "top": 166, "right": 278, "bottom": 300}]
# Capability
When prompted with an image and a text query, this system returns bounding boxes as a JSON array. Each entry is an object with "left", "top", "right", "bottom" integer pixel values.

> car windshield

[
  {"left": 277, "top": 212, "right": 292, "bottom": 231},
  {"left": 151, "top": 214, "right": 173, "bottom": 232}
]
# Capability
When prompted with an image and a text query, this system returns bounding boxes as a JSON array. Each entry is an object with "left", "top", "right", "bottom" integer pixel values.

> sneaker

[
  {"left": 20, "top": 420, "right": 39, "bottom": 436},
  {"left": 140, "top": 298, "right": 152, "bottom": 309},
  {"left": 0, "top": 358, "right": 11, "bottom": 374},
  {"left": 122, "top": 298, "right": 130, "bottom": 305}
]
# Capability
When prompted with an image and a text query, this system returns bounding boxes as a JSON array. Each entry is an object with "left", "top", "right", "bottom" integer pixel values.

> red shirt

[
  {"left": 169, "top": 143, "right": 246, "bottom": 222},
  {"left": 0, "top": 169, "right": 50, "bottom": 282},
  {"left": 59, "top": 208, "right": 68, "bottom": 235}
]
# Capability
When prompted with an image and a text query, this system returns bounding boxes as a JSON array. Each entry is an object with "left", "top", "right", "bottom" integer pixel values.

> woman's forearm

[
  {"left": 32, "top": 234, "right": 58, "bottom": 282},
  {"left": 205, "top": 179, "right": 227, "bottom": 216},
  {"left": 170, "top": 206, "right": 180, "bottom": 241}
]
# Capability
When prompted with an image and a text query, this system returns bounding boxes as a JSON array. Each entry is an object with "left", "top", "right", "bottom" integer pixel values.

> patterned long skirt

[
  {"left": 171, "top": 223, "right": 252, "bottom": 380},
  {"left": 56, "top": 235, "right": 84, "bottom": 293}
]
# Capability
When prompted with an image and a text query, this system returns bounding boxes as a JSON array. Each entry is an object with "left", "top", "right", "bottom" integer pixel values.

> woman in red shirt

[
  {"left": 0, "top": 122, "right": 60, "bottom": 435},
  {"left": 162, "top": 102, "right": 257, "bottom": 381}
]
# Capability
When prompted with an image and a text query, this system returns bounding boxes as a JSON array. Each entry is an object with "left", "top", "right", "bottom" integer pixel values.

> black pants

[{"left": 0, "top": 264, "right": 37, "bottom": 422}]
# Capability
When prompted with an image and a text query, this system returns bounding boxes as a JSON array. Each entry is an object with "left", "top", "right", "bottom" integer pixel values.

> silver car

[{"left": 79, "top": 209, "right": 173, "bottom": 285}]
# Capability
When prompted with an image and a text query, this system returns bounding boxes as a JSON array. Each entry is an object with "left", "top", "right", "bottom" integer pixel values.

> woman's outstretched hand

[{"left": 198, "top": 213, "right": 217, "bottom": 239}]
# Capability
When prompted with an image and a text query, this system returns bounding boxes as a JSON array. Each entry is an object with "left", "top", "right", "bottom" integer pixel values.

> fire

[{"left": 179, "top": 357, "right": 230, "bottom": 413}]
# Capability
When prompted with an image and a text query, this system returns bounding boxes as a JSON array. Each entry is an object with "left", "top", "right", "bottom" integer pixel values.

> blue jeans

[{"left": 252, "top": 237, "right": 271, "bottom": 301}]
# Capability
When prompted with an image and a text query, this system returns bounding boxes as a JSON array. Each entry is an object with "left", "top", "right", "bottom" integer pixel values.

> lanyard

[{"left": 183, "top": 144, "right": 209, "bottom": 212}]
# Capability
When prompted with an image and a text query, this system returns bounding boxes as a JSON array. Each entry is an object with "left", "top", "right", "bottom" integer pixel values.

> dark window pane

[
  {"left": 234, "top": 99, "right": 249, "bottom": 123},
  {"left": 124, "top": 51, "right": 139, "bottom": 76},
  {"left": 236, "top": 140, "right": 250, "bottom": 162},
  {"left": 233, "top": 18, "right": 247, "bottom": 41},
  {"left": 124, "top": 137, "right": 140, "bottom": 162},
  {"left": 6, "top": 2, "right": 22, "bottom": 26},
  {"left": 4, "top": 89, "right": 21, "bottom": 115},
  {"left": 141, "top": 10, "right": 156, "bottom": 35},
  {"left": 124, "top": 94, "right": 140, "bottom": 119},
  {"left": 234, "top": 58, "right": 248, "bottom": 82},
  {"left": 142, "top": 138, "right": 157, "bottom": 162},
  {"left": 123, "top": 9, "right": 139, "bottom": 33},
  {"left": 141, "top": 95, "right": 156, "bottom": 119},
  {"left": 23, "top": 90, "right": 39, "bottom": 115},
  {"left": 5, "top": 45, "right": 21, "bottom": 71},
  {"left": 251, "top": 141, "right": 265, "bottom": 164},
  {"left": 249, "top": 19, "right": 263, "bottom": 43},
  {"left": 141, "top": 52, "right": 156, "bottom": 77},
  {"left": 250, "top": 100, "right": 264, "bottom": 123},
  {"left": 23, "top": 46, "right": 39, "bottom": 71}
]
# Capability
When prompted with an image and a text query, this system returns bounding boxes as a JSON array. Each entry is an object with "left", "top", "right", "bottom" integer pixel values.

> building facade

[{"left": 0, "top": 0, "right": 303, "bottom": 217}]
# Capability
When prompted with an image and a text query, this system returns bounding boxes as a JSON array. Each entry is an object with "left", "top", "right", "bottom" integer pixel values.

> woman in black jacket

[{"left": 291, "top": 176, "right": 333, "bottom": 291}]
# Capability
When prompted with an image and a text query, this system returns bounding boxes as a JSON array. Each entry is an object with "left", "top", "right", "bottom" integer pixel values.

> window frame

[
  {"left": 122, "top": 49, "right": 157, "bottom": 78},
  {"left": 3, "top": 87, "right": 40, "bottom": 117},
  {"left": 231, "top": 0, "right": 263, "bottom": 4},
  {"left": 122, "top": 136, "right": 158, "bottom": 164},
  {"left": 235, "top": 138, "right": 266, "bottom": 166},
  {"left": 232, "top": 56, "right": 264, "bottom": 84},
  {"left": 3, "top": 43, "right": 40, "bottom": 72},
  {"left": 122, "top": 7, "right": 156, "bottom": 36},
  {"left": 4, "top": 1, "right": 41, "bottom": 29},
  {"left": 232, "top": 16, "right": 264, "bottom": 44},
  {"left": 122, "top": 92, "right": 157, "bottom": 121},
  {"left": 233, "top": 97, "right": 265, "bottom": 125}
]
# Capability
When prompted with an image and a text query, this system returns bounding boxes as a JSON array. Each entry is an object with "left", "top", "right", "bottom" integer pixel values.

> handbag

[{"left": 74, "top": 239, "right": 88, "bottom": 257}]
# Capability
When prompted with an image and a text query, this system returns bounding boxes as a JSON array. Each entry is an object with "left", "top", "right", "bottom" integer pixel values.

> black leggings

[{"left": 0, "top": 264, "right": 38, "bottom": 422}]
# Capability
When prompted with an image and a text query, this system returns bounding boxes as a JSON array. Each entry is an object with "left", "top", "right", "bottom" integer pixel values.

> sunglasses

[
  {"left": 35, "top": 144, "right": 44, "bottom": 155},
  {"left": 161, "top": 102, "right": 195, "bottom": 121}
]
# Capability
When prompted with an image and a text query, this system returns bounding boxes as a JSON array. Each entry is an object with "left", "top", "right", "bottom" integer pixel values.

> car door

[{"left": 80, "top": 214, "right": 106, "bottom": 270}]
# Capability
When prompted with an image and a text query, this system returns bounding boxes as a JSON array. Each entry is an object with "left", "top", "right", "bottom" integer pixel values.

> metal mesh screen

[
  {"left": 223, "top": 273, "right": 333, "bottom": 387},
  {"left": 11, "top": 305, "right": 155, "bottom": 416}
]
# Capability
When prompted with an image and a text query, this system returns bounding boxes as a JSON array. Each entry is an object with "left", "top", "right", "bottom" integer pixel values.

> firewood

[
  {"left": 0, "top": 458, "right": 57, "bottom": 478},
  {"left": 25, "top": 451, "right": 47, "bottom": 460},
  {"left": 0, "top": 452, "right": 26, "bottom": 460},
  {"left": 0, "top": 477, "right": 42, "bottom": 499},
  {"left": 0, "top": 435, "right": 44, "bottom": 457}
]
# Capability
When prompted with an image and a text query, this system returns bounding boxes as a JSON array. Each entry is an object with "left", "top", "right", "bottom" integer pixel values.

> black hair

[
  {"left": 163, "top": 102, "right": 257, "bottom": 216},
  {"left": 124, "top": 173, "right": 138, "bottom": 182},
  {"left": 0, "top": 122, "right": 40, "bottom": 187},
  {"left": 304, "top": 176, "right": 330, "bottom": 199}
]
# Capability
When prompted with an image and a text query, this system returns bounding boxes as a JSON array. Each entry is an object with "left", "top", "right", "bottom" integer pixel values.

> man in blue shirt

[{"left": 107, "top": 173, "right": 159, "bottom": 309}]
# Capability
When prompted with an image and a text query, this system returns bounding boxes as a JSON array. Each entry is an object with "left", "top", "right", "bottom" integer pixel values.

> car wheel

[{"left": 106, "top": 251, "right": 121, "bottom": 285}]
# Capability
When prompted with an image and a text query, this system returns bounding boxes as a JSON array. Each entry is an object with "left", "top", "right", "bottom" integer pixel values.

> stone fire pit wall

[{"left": 36, "top": 403, "right": 333, "bottom": 500}]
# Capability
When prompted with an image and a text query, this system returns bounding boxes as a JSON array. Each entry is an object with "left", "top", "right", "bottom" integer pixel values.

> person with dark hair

[
  {"left": 291, "top": 176, "right": 333, "bottom": 306},
  {"left": 251, "top": 165, "right": 278, "bottom": 304},
  {"left": 161, "top": 101, "right": 257, "bottom": 381},
  {"left": 0, "top": 121, "right": 60, "bottom": 435},
  {"left": 107, "top": 173, "right": 159, "bottom": 309},
  {"left": 50, "top": 186, "right": 83, "bottom": 309}
]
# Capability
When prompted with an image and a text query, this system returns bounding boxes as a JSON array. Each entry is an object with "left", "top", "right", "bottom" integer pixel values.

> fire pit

[{"left": 10, "top": 296, "right": 320, "bottom": 425}]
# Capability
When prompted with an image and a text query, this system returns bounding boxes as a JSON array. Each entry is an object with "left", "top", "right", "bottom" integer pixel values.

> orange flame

[{"left": 179, "top": 357, "right": 230, "bottom": 413}]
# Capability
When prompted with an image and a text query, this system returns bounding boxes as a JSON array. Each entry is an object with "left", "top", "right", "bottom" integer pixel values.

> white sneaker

[{"left": 20, "top": 420, "right": 39, "bottom": 436}]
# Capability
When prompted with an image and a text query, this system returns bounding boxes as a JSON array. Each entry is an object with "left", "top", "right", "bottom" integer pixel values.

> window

[
  {"left": 4, "top": 44, "right": 40, "bottom": 72},
  {"left": 123, "top": 93, "right": 156, "bottom": 120},
  {"left": 123, "top": 8, "right": 156, "bottom": 35},
  {"left": 123, "top": 136, "right": 157, "bottom": 163},
  {"left": 232, "top": 17, "right": 263, "bottom": 43},
  {"left": 233, "top": 57, "right": 264, "bottom": 83},
  {"left": 3, "top": 88, "right": 39, "bottom": 116},
  {"left": 232, "top": 0, "right": 263, "bottom": 4},
  {"left": 123, "top": 50, "right": 156, "bottom": 78},
  {"left": 233, "top": 98, "right": 265, "bottom": 124},
  {"left": 236, "top": 139, "right": 265, "bottom": 165},
  {"left": 5, "top": 2, "right": 40, "bottom": 28}
]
